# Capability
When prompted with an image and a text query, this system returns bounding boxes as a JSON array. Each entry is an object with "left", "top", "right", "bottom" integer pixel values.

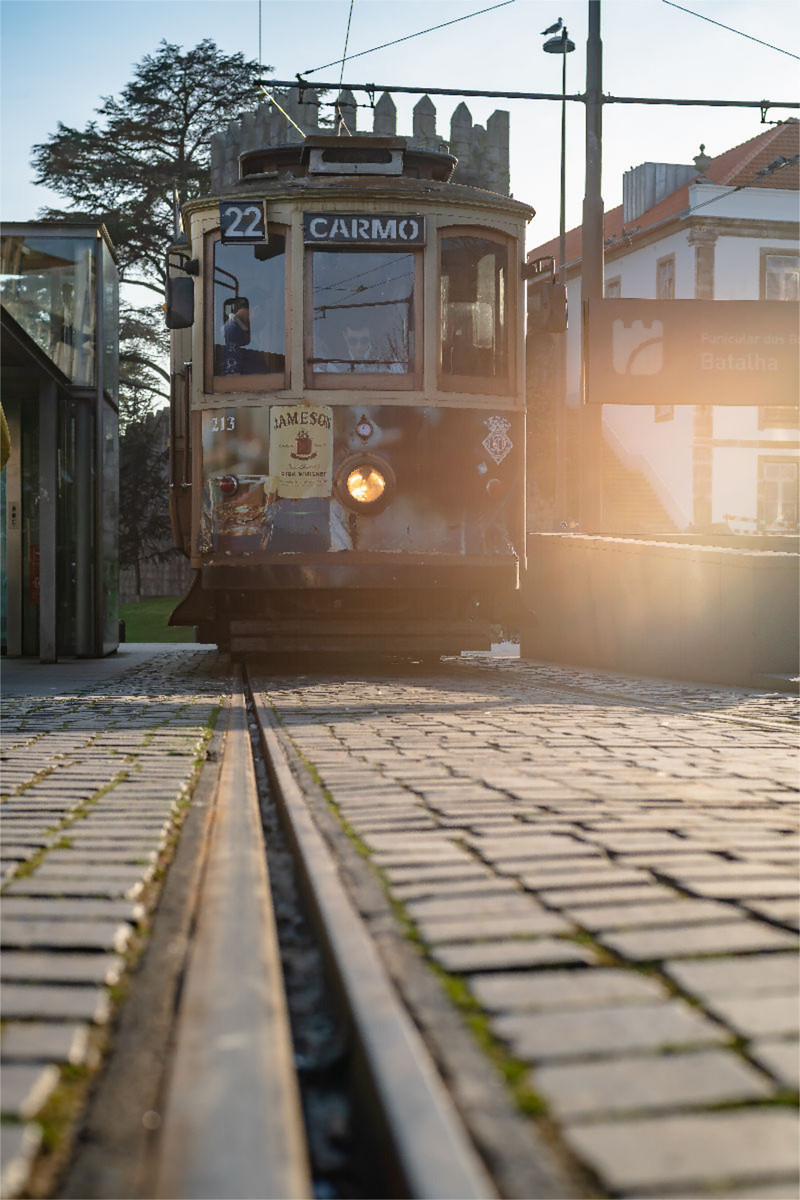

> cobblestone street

[
  {"left": 258, "top": 655, "right": 799, "bottom": 1198},
  {"left": 1, "top": 648, "right": 798, "bottom": 1198},
  {"left": 0, "top": 647, "right": 227, "bottom": 1193}
]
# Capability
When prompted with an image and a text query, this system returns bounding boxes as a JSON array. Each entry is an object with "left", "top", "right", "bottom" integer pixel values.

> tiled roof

[{"left": 528, "top": 119, "right": 799, "bottom": 267}]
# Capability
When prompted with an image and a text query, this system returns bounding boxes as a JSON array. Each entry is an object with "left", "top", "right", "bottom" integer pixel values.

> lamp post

[
  {"left": 542, "top": 23, "right": 575, "bottom": 287},
  {"left": 542, "top": 22, "right": 575, "bottom": 526},
  {"left": 581, "top": 0, "right": 605, "bottom": 531}
]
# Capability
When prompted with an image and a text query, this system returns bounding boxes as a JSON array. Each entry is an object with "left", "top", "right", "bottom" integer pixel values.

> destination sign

[
  {"left": 219, "top": 200, "right": 268, "bottom": 244},
  {"left": 587, "top": 299, "right": 799, "bottom": 406},
  {"left": 304, "top": 213, "right": 426, "bottom": 246}
]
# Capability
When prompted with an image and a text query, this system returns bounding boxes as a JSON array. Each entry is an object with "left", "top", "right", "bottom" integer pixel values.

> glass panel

[
  {"left": 57, "top": 396, "right": 78, "bottom": 656},
  {"left": 762, "top": 461, "right": 799, "bottom": 530},
  {"left": 20, "top": 399, "right": 39, "bottom": 655},
  {"left": 0, "top": 458, "right": 6, "bottom": 652},
  {"left": 311, "top": 250, "right": 414, "bottom": 374},
  {"left": 0, "top": 235, "right": 96, "bottom": 385},
  {"left": 54, "top": 397, "right": 95, "bottom": 656},
  {"left": 101, "top": 399, "right": 119, "bottom": 653},
  {"left": 213, "top": 236, "right": 286, "bottom": 377},
  {"left": 102, "top": 241, "right": 119, "bottom": 403},
  {"left": 440, "top": 236, "right": 508, "bottom": 379},
  {"left": 765, "top": 254, "right": 800, "bottom": 301}
]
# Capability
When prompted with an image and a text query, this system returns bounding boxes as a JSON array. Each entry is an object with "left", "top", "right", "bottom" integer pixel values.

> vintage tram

[{"left": 166, "top": 130, "right": 534, "bottom": 657}]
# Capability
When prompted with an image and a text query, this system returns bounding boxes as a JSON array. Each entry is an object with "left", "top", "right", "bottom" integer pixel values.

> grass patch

[{"left": 119, "top": 595, "right": 194, "bottom": 643}]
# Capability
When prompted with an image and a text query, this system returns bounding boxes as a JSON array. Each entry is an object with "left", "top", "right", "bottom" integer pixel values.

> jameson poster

[{"left": 268, "top": 405, "right": 334, "bottom": 498}]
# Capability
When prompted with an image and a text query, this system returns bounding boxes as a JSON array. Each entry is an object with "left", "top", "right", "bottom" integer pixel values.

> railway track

[{"left": 149, "top": 665, "right": 512, "bottom": 1200}]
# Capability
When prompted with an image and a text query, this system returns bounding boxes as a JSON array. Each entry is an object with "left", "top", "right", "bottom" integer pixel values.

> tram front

[{"left": 166, "top": 134, "right": 534, "bottom": 657}]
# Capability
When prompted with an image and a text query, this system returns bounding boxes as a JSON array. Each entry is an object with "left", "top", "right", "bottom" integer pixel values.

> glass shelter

[{"left": 1, "top": 222, "right": 119, "bottom": 660}]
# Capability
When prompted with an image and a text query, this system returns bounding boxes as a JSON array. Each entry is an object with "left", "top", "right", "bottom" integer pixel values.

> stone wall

[
  {"left": 521, "top": 533, "right": 799, "bottom": 688},
  {"left": 120, "top": 554, "right": 192, "bottom": 605},
  {"left": 210, "top": 88, "right": 510, "bottom": 195}
]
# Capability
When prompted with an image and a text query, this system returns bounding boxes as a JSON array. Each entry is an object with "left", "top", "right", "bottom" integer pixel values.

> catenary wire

[
  {"left": 336, "top": 0, "right": 356, "bottom": 135},
  {"left": 662, "top": 0, "right": 800, "bottom": 61},
  {"left": 302, "top": 0, "right": 516, "bottom": 77}
]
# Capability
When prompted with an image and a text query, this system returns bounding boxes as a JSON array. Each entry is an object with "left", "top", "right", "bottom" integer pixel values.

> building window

[
  {"left": 758, "top": 406, "right": 800, "bottom": 431},
  {"left": 761, "top": 251, "right": 800, "bottom": 301},
  {"left": 656, "top": 255, "right": 675, "bottom": 299},
  {"left": 759, "top": 458, "right": 798, "bottom": 532},
  {"left": 605, "top": 276, "right": 621, "bottom": 298}
]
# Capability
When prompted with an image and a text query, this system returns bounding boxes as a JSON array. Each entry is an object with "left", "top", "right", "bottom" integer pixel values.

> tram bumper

[{"left": 200, "top": 556, "right": 517, "bottom": 656}]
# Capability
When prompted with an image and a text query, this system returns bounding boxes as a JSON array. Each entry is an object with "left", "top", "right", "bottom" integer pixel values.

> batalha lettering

[{"left": 304, "top": 214, "right": 425, "bottom": 245}]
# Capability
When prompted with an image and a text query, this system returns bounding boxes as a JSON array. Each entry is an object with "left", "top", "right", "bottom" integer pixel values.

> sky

[{"left": 1, "top": 0, "right": 798, "bottom": 260}]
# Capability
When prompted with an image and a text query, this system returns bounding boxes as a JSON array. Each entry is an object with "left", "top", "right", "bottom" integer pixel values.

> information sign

[
  {"left": 587, "top": 300, "right": 799, "bottom": 406},
  {"left": 304, "top": 213, "right": 426, "bottom": 246}
]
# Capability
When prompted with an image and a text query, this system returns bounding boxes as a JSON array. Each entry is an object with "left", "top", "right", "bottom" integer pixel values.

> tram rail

[{"left": 150, "top": 666, "right": 504, "bottom": 1200}]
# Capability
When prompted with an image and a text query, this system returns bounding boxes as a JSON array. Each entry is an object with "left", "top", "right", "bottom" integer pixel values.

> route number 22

[{"left": 219, "top": 200, "right": 267, "bottom": 244}]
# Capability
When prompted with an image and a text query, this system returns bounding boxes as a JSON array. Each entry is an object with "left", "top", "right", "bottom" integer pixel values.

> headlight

[
  {"left": 334, "top": 454, "right": 395, "bottom": 515},
  {"left": 346, "top": 466, "right": 386, "bottom": 504}
]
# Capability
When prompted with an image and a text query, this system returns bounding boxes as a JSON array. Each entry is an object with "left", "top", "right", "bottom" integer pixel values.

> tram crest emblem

[
  {"left": 291, "top": 431, "right": 317, "bottom": 461},
  {"left": 482, "top": 416, "right": 513, "bottom": 465}
]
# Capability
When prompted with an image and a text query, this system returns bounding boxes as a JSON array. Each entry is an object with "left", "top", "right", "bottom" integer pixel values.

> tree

[
  {"left": 116, "top": 305, "right": 171, "bottom": 596},
  {"left": 119, "top": 405, "right": 174, "bottom": 600},
  {"left": 32, "top": 39, "right": 268, "bottom": 295},
  {"left": 32, "top": 40, "right": 271, "bottom": 594}
]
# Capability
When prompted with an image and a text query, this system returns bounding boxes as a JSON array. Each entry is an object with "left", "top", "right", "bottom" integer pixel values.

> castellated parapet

[{"left": 209, "top": 88, "right": 510, "bottom": 195}]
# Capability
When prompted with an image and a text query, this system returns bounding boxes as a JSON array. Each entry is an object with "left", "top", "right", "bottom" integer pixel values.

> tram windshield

[
  {"left": 440, "top": 235, "right": 508, "bottom": 384},
  {"left": 212, "top": 234, "right": 286, "bottom": 379},
  {"left": 310, "top": 250, "right": 415, "bottom": 377}
]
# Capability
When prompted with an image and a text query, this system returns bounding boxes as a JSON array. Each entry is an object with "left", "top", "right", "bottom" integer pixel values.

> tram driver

[
  {"left": 316, "top": 321, "right": 405, "bottom": 374},
  {"left": 221, "top": 297, "right": 251, "bottom": 375}
]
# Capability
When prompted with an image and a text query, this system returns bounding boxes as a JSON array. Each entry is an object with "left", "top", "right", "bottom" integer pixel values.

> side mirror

[
  {"left": 165, "top": 274, "right": 194, "bottom": 330},
  {"left": 527, "top": 280, "right": 568, "bottom": 334}
]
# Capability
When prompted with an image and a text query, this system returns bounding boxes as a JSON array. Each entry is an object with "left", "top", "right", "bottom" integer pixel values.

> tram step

[
  {"left": 230, "top": 633, "right": 489, "bottom": 655},
  {"left": 229, "top": 618, "right": 490, "bottom": 639}
]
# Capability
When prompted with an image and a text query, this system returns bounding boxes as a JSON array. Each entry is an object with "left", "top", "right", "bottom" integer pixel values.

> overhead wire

[
  {"left": 315, "top": 254, "right": 411, "bottom": 293},
  {"left": 662, "top": 1, "right": 800, "bottom": 61},
  {"left": 302, "top": 0, "right": 516, "bottom": 77},
  {"left": 335, "top": 0, "right": 357, "bottom": 136},
  {"left": 255, "top": 0, "right": 308, "bottom": 136}
]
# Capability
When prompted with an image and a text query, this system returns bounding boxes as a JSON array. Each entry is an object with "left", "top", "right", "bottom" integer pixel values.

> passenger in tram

[
  {"left": 221, "top": 296, "right": 251, "bottom": 375},
  {"left": 317, "top": 322, "right": 405, "bottom": 374}
]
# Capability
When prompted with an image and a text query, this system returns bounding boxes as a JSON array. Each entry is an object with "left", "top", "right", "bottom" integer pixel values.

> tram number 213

[{"left": 209, "top": 415, "right": 236, "bottom": 433}]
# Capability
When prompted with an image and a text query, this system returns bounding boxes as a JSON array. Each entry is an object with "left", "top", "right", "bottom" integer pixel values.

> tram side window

[
  {"left": 309, "top": 250, "right": 415, "bottom": 382},
  {"left": 212, "top": 234, "right": 286, "bottom": 382},
  {"left": 440, "top": 236, "right": 508, "bottom": 385}
]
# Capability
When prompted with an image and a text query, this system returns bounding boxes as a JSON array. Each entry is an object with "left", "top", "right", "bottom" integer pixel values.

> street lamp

[
  {"left": 542, "top": 22, "right": 575, "bottom": 286},
  {"left": 542, "top": 21, "right": 575, "bottom": 526}
]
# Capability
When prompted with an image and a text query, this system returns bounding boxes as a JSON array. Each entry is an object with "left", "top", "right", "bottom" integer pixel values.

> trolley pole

[{"left": 580, "top": 0, "right": 604, "bottom": 531}]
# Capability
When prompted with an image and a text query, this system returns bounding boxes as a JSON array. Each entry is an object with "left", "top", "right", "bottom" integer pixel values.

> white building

[{"left": 529, "top": 120, "right": 799, "bottom": 535}]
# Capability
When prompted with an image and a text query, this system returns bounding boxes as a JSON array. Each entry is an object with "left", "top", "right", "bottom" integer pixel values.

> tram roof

[{"left": 186, "top": 167, "right": 535, "bottom": 222}]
